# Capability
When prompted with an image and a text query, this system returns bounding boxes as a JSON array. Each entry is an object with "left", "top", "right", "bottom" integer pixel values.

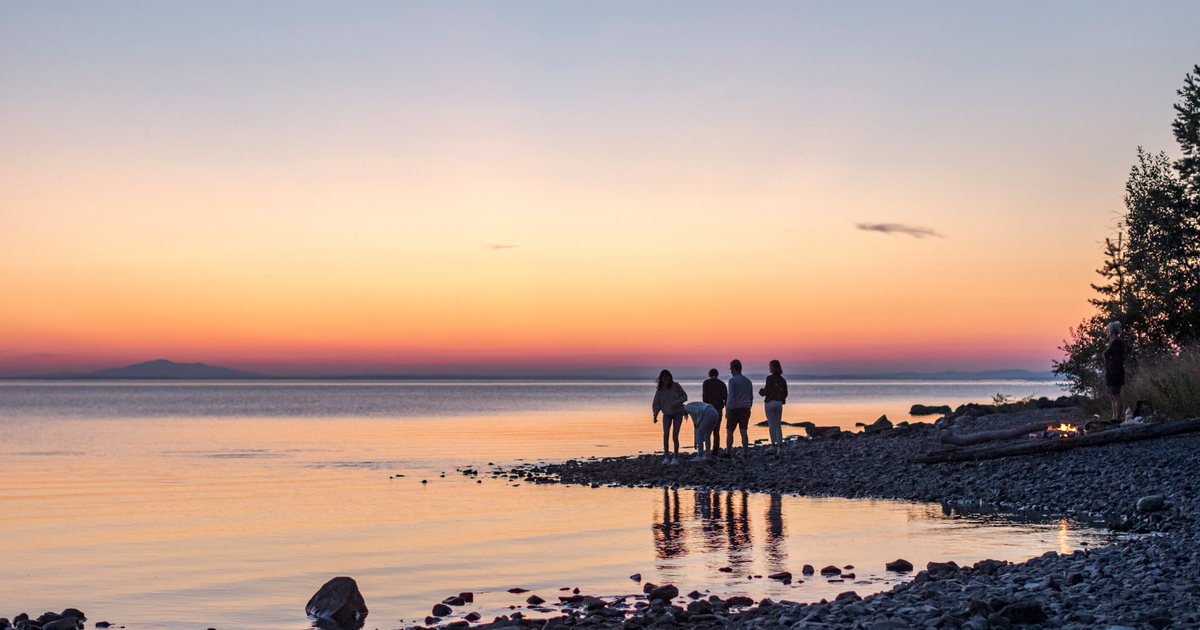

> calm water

[{"left": 0, "top": 379, "right": 1098, "bottom": 630}]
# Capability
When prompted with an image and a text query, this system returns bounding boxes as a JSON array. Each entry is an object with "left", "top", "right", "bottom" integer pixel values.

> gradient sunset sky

[{"left": 2, "top": 2, "right": 1198, "bottom": 377}]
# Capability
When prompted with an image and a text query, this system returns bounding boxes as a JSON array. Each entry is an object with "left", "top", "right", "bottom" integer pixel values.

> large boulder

[
  {"left": 861, "top": 415, "right": 893, "bottom": 434},
  {"left": 306, "top": 577, "right": 369, "bottom": 629},
  {"left": 909, "top": 404, "right": 952, "bottom": 416}
]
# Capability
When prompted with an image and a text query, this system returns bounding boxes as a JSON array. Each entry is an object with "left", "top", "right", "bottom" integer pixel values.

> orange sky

[{"left": 2, "top": 3, "right": 1196, "bottom": 376}]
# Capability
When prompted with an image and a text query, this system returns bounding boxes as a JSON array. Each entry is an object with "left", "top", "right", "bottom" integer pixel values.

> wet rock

[
  {"left": 526, "top": 595, "right": 545, "bottom": 605},
  {"left": 1137, "top": 494, "right": 1166, "bottom": 513},
  {"left": 862, "top": 416, "right": 893, "bottom": 434},
  {"left": 459, "top": 592, "right": 474, "bottom": 603},
  {"left": 717, "top": 567, "right": 733, "bottom": 573},
  {"left": 801, "top": 564, "right": 815, "bottom": 575},
  {"left": 94, "top": 624, "right": 110, "bottom": 629},
  {"left": 40, "top": 620, "right": 81, "bottom": 630},
  {"left": 431, "top": 604, "right": 452, "bottom": 617},
  {"left": 819, "top": 565, "right": 841, "bottom": 576},
  {"left": 686, "top": 591, "right": 702, "bottom": 599},
  {"left": 37, "top": 614, "right": 64, "bottom": 625},
  {"left": 305, "top": 576, "right": 369, "bottom": 628},
  {"left": 442, "top": 596, "right": 466, "bottom": 606},
  {"left": 685, "top": 600, "right": 712, "bottom": 615},
  {"left": 58, "top": 612, "right": 83, "bottom": 623},
  {"left": 648, "top": 585, "right": 679, "bottom": 602},
  {"left": 885, "top": 559, "right": 913, "bottom": 572},
  {"left": 725, "top": 596, "right": 754, "bottom": 607},
  {"left": 630, "top": 573, "right": 641, "bottom": 582},
  {"left": 834, "top": 591, "right": 860, "bottom": 601},
  {"left": 642, "top": 582, "right": 657, "bottom": 593},
  {"left": 767, "top": 571, "right": 791, "bottom": 583},
  {"left": 425, "top": 616, "right": 439, "bottom": 625},
  {"left": 507, "top": 588, "right": 529, "bottom": 594},
  {"left": 910, "top": 404, "right": 952, "bottom": 416}
]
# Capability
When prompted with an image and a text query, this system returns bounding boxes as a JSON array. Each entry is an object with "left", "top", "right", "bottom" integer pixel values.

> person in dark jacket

[
  {"left": 652, "top": 369, "right": 688, "bottom": 465},
  {"left": 702, "top": 368, "right": 727, "bottom": 455},
  {"left": 1103, "top": 321, "right": 1126, "bottom": 422},
  {"left": 759, "top": 360, "right": 788, "bottom": 454}
]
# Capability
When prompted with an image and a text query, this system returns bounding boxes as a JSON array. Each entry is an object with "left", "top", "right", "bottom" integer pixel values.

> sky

[{"left": 2, "top": 1, "right": 1199, "bottom": 377}]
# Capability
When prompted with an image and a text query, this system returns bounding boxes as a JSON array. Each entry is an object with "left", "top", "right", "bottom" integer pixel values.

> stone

[
  {"left": 718, "top": 567, "right": 733, "bottom": 573},
  {"left": 582, "top": 597, "right": 608, "bottom": 611},
  {"left": 95, "top": 624, "right": 111, "bottom": 629},
  {"left": 886, "top": 559, "right": 914, "bottom": 572},
  {"left": 725, "top": 596, "right": 754, "bottom": 607},
  {"left": 835, "top": 591, "right": 860, "bottom": 601},
  {"left": 642, "top": 582, "right": 657, "bottom": 593},
  {"left": 862, "top": 416, "right": 893, "bottom": 434},
  {"left": 648, "top": 585, "right": 679, "bottom": 602},
  {"left": 41, "top": 620, "right": 81, "bottom": 630},
  {"left": 527, "top": 595, "right": 546, "bottom": 605},
  {"left": 685, "top": 600, "right": 713, "bottom": 615},
  {"left": 1065, "top": 572, "right": 1084, "bottom": 586},
  {"left": 909, "top": 404, "right": 952, "bottom": 416},
  {"left": 459, "top": 592, "right": 474, "bottom": 603},
  {"left": 442, "top": 596, "right": 466, "bottom": 606},
  {"left": 508, "top": 587, "right": 529, "bottom": 593},
  {"left": 305, "top": 576, "right": 369, "bottom": 628},
  {"left": 997, "top": 601, "right": 1046, "bottom": 625},
  {"left": 59, "top": 611, "right": 85, "bottom": 622},
  {"left": 464, "top": 612, "right": 481, "bottom": 622},
  {"left": 630, "top": 573, "right": 642, "bottom": 582},
  {"left": 37, "top": 614, "right": 64, "bottom": 625},
  {"left": 819, "top": 565, "right": 842, "bottom": 576},
  {"left": 1137, "top": 495, "right": 1166, "bottom": 513},
  {"left": 926, "top": 560, "right": 959, "bottom": 578},
  {"left": 802, "top": 564, "right": 815, "bottom": 575},
  {"left": 424, "top": 616, "right": 439, "bottom": 625},
  {"left": 767, "top": 571, "right": 792, "bottom": 583},
  {"left": 431, "top": 604, "right": 452, "bottom": 617},
  {"left": 686, "top": 591, "right": 702, "bottom": 599},
  {"left": 870, "top": 621, "right": 910, "bottom": 630}
]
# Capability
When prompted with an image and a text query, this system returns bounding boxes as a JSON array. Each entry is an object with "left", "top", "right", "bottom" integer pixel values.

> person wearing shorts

[
  {"left": 652, "top": 369, "right": 688, "bottom": 465},
  {"left": 725, "top": 359, "right": 753, "bottom": 457}
]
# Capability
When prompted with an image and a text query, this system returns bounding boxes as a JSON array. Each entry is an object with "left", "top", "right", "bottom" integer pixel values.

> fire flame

[{"left": 1047, "top": 423, "right": 1079, "bottom": 435}]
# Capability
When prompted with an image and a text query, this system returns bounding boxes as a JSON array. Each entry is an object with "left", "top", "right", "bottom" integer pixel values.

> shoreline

[{"left": 460, "top": 407, "right": 1200, "bottom": 630}]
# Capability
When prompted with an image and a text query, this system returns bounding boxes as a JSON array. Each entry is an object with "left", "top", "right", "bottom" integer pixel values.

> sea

[{"left": 0, "top": 378, "right": 1109, "bottom": 630}]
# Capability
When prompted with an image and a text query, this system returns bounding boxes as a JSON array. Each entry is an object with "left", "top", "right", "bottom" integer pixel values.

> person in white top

[{"left": 684, "top": 401, "right": 720, "bottom": 461}]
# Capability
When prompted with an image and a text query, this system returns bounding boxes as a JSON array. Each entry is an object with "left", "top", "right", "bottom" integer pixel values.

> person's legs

[
  {"left": 698, "top": 409, "right": 718, "bottom": 458},
  {"left": 1110, "top": 386, "right": 1122, "bottom": 422},
  {"left": 712, "top": 408, "right": 723, "bottom": 453},
  {"left": 765, "top": 401, "right": 783, "bottom": 449},
  {"left": 738, "top": 409, "right": 750, "bottom": 452},
  {"left": 671, "top": 414, "right": 683, "bottom": 459},
  {"left": 662, "top": 414, "right": 673, "bottom": 460}
]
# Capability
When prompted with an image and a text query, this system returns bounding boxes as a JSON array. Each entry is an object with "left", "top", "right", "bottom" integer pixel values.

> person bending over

[
  {"left": 725, "top": 360, "right": 753, "bottom": 457},
  {"left": 684, "top": 400, "right": 720, "bottom": 461},
  {"left": 702, "top": 368, "right": 727, "bottom": 455},
  {"left": 652, "top": 369, "right": 688, "bottom": 465}
]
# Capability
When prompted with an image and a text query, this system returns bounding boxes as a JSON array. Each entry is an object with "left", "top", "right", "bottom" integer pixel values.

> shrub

[{"left": 1119, "top": 345, "right": 1200, "bottom": 419}]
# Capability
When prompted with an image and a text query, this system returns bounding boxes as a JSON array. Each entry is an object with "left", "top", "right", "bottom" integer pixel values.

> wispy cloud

[
  {"left": 486, "top": 244, "right": 519, "bottom": 250},
  {"left": 855, "top": 223, "right": 944, "bottom": 239}
]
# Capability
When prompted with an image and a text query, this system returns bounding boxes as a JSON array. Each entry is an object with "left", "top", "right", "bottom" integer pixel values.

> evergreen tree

[{"left": 1055, "top": 67, "right": 1200, "bottom": 393}]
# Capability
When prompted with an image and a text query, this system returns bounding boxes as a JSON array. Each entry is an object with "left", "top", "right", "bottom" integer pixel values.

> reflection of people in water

[
  {"left": 763, "top": 492, "right": 787, "bottom": 575},
  {"left": 653, "top": 487, "right": 686, "bottom": 558}
]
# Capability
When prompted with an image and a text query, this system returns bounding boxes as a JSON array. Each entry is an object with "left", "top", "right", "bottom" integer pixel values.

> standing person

[
  {"left": 702, "top": 368, "right": 727, "bottom": 455},
  {"left": 725, "top": 360, "right": 753, "bottom": 457},
  {"left": 652, "top": 369, "right": 688, "bottom": 465},
  {"left": 684, "top": 401, "right": 720, "bottom": 460},
  {"left": 759, "top": 360, "right": 789, "bottom": 455},
  {"left": 1103, "top": 321, "right": 1126, "bottom": 422}
]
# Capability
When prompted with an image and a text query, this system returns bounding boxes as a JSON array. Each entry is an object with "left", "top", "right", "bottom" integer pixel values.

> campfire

[{"left": 1046, "top": 423, "right": 1081, "bottom": 436}]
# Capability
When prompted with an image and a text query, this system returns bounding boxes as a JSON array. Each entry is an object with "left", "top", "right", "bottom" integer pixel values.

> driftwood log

[
  {"left": 939, "top": 421, "right": 1060, "bottom": 447},
  {"left": 917, "top": 418, "right": 1200, "bottom": 464}
]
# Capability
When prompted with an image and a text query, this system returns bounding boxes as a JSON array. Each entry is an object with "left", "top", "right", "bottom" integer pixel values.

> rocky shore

[{"left": 442, "top": 407, "right": 1200, "bottom": 630}]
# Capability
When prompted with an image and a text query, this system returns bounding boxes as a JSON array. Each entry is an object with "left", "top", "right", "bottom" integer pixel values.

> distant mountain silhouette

[{"left": 83, "top": 359, "right": 264, "bottom": 379}]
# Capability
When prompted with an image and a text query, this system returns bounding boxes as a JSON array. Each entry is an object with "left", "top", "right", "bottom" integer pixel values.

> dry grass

[{"left": 1120, "top": 346, "right": 1200, "bottom": 419}]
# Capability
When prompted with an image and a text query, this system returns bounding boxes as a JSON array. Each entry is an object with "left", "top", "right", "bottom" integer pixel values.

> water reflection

[{"left": 654, "top": 489, "right": 790, "bottom": 572}]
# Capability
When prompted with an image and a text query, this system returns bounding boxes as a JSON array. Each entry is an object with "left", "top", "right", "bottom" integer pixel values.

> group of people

[{"left": 651, "top": 359, "right": 789, "bottom": 464}]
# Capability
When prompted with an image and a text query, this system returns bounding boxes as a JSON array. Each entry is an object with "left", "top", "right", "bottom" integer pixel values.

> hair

[
  {"left": 1107, "top": 321, "right": 1122, "bottom": 338},
  {"left": 708, "top": 368, "right": 719, "bottom": 378},
  {"left": 729, "top": 359, "right": 742, "bottom": 373},
  {"left": 656, "top": 369, "right": 674, "bottom": 390},
  {"left": 769, "top": 360, "right": 782, "bottom": 376}
]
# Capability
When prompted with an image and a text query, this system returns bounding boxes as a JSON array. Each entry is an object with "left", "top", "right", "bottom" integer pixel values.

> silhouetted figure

[
  {"left": 653, "top": 487, "right": 686, "bottom": 559},
  {"left": 1104, "top": 321, "right": 1126, "bottom": 421},
  {"left": 652, "top": 369, "right": 688, "bottom": 464},
  {"left": 702, "top": 368, "right": 728, "bottom": 454},
  {"left": 764, "top": 492, "right": 788, "bottom": 573},
  {"left": 725, "top": 360, "right": 753, "bottom": 457},
  {"left": 759, "top": 360, "right": 789, "bottom": 455},
  {"left": 684, "top": 401, "right": 719, "bottom": 460}
]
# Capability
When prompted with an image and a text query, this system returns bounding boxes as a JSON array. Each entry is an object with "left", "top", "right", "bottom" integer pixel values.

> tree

[{"left": 1055, "top": 68, "right": 1200, "bottom": 394}]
